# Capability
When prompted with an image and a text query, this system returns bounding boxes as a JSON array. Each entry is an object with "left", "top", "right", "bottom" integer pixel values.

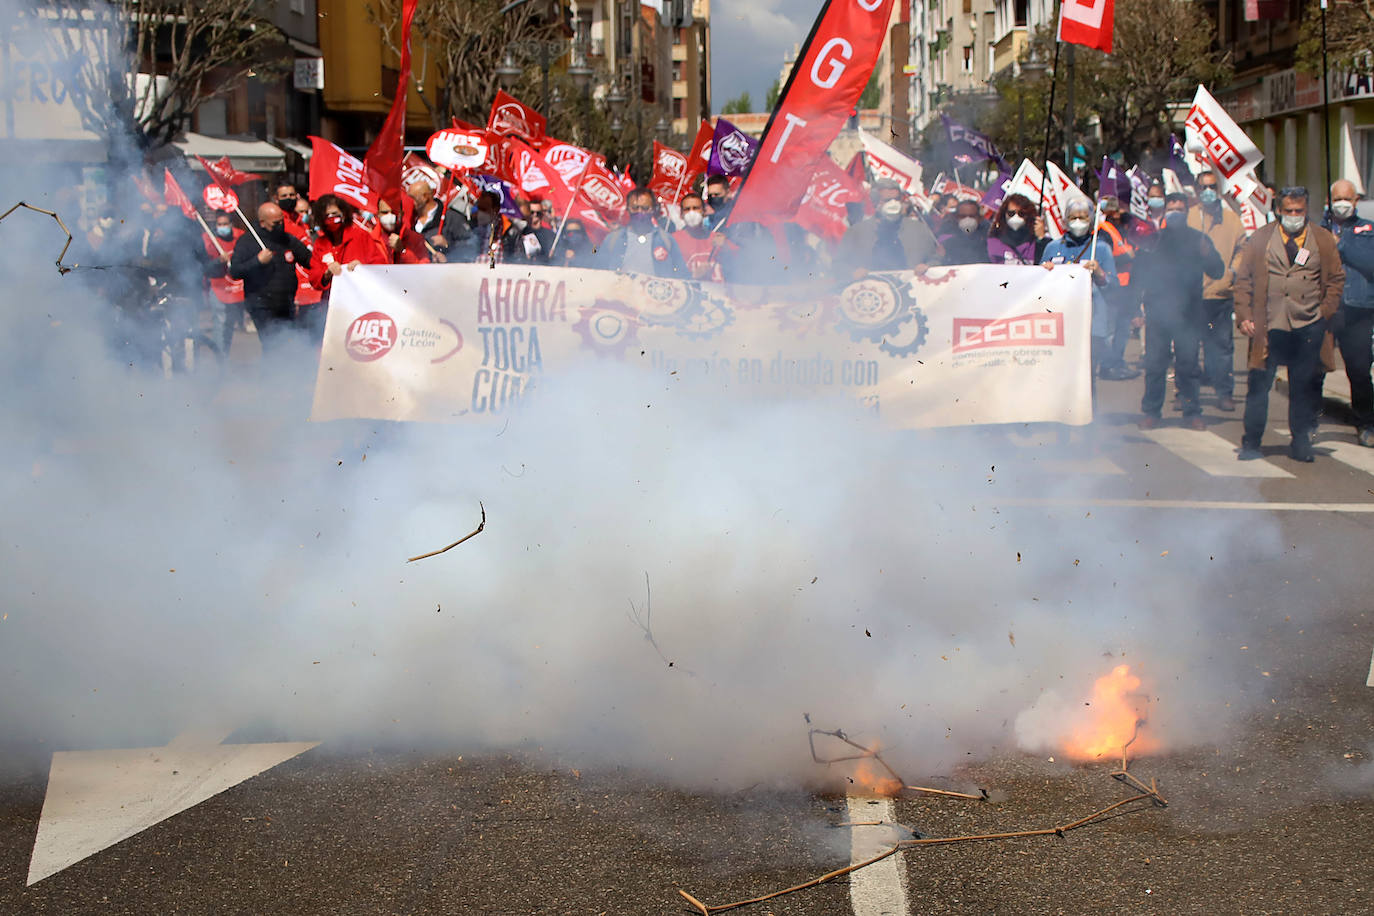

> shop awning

[
  {"left": 174, "top": 132, "right": 286, "bottom": 174},
  {"left": 276, "top": 138, "right": 312, "bottom": 161}
]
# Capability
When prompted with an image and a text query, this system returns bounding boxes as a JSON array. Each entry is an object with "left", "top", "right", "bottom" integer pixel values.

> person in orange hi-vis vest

[{"left": 1098, "top": 196, "right": 1144, "bottom": 380}]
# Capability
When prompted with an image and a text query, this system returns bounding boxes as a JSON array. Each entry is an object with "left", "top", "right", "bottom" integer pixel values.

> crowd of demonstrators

[{"left": 72, "top": 146, "right": 1374, "bottom": 460}]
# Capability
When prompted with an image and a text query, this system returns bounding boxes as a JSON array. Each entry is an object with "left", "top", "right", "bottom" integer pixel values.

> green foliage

[
  {"left": 720, "top": 91, "right": 754, "bottom": 115},
  {"left": 765, "top": 77, "right": 782, "bottom": 111},
  {"left": 859, "top": 68, "right": 882, "bottom": 109},
  {"left": 1297, "top": 0, "right": 1374, "bottom": 76}
]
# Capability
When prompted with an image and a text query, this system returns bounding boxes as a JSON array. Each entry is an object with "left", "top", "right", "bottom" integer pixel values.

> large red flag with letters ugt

[{"left": 729, "top": 0, "right": 896, "bottom": 225}]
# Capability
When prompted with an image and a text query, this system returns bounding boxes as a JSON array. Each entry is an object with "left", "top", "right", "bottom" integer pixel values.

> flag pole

[
  {"left": 1320, "top": 0, "right": 1333, "bottom": 211},
  {"left": 1038, "top": 41, "right": 1063, "bottom": 225},
  {"left": 234, "top": 204, "right": 268, "bottom": 250},
  {"left": 549, "top": 156, "right": 595, "bottom": 258},
  {"left": 195, "top": 212, "right": 227, "bottom": 257}
]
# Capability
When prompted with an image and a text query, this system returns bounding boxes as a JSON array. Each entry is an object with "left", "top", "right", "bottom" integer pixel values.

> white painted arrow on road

[{"left": 27, "top": 730, "right": 319, "bottom": 886}]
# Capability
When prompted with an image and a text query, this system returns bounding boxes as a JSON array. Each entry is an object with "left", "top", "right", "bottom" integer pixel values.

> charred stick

[
  {"left": 678, "top": 843, "right": 903, "bottom": 913},
  {"left": 905, "top": 785, "right": 988, "bottom": 801},
  {"left": 406, "top": 502, "right": 486, "bottom": 563}
]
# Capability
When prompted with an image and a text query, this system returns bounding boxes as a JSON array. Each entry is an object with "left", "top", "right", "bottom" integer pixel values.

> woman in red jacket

[
  {"left": 305, "top": 194, "right": 388, "bottom": 341},
  {"left": 372, "top": 196, "right": 433, "bottom": 264}
]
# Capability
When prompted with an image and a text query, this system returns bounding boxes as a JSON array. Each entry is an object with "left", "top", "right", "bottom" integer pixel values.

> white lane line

[
  {"left": 1367, "top": 645, "right": 1374, "bottom": 687},
  {"left": 28, "top": 731, "right": 319, "bottom": 885},
  {"left": 990, "top": 497, "right": 1374, "bottom": 512},
  {"left": 1139, "top": 428, "right": 1294, "bottom": 478},
  {"left": 846, "top": 796, "right": 908, "bottom": 916}
]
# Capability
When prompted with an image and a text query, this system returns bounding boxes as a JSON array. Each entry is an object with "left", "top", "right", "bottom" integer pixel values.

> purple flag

[
  {"left": 1166, "top": 134, "right": 1195, "bottom": 187},
  {"left": 980, "top": 168, "right": 1013, "bottom": 212},
  {"left": 1095, "top": 157, "right": 1132, "bottom": 202},
  {"left": 707, "top": 118, "right": 759, "bottom": 178},
  {"left": 474, "top": 174, "right": 523, "bottom": 219},
  {"left": 1126, "top": 165, "right": 1154, "bottom": 220},
  {"left": 942, "top": 114, "right": 1008, "bottom": 169}
]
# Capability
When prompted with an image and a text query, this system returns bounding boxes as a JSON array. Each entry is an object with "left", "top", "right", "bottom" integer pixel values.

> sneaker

[
  {"left": 1237, "top": 446, "right": 1263, "bottom": 461},
  {"left": 1137, "top": 416, "right": 1160, "bottom": 430},
  {"left": 1360, "top": 428, "right": 1374, "bottom": 448},
  {"left": 1100, "top": 366, "right": 1142, "bottom": 381},
  {"left": 1187, "top": 416, "right": 1206, "bottom": 431},
  {"left": 1290, "top": 448, "right": 1316, "bottom": 463},
  {"left": 1216, "top": 396, "right": 1236, "bottom": 412}
]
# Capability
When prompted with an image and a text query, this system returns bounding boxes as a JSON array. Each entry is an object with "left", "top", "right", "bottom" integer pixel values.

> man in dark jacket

[
  {"left": 938, "top": 198, "right": 991, "bottom": 265},
  {"left": 229, "top": 202, "right": 312, "bottom": 352},
  {"left": 1134, "top": 192, "right": 1225, "bottom": 429},
  {"left": 1326, "top": 179, "right": 1374, "bottom": 446},
  {"left": 593, "top": 188, "right": 686, "bottom": 277},
  {"left": 838, "top": 178, "right": 939, "bottom": 279},
  {"left": 1234, "top": 186, "right": 1345, "bottom": 462}
]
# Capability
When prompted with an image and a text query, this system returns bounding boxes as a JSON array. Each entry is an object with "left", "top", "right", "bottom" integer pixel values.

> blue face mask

[
  {"left": 1199, "top": 187, "right": 1219, "bottom": 205},
  {"left": 1147, "top": 197, "right": 1165, "bottom": 211}
]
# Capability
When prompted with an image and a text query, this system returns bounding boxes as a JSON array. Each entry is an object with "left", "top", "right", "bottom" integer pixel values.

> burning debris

[
  {"left": 677, "top": 689, "right": 1168, "bottom": 914},
  {"left": 404, "top": 502, "right": 486, "bottom": 563}
]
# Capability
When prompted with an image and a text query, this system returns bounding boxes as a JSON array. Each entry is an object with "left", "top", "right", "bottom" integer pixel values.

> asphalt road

[{"left": 4, "top": 350, "right": 1374, "bottom": 915}]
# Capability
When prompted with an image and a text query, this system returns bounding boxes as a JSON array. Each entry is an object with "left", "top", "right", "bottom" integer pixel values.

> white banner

[{"left": 310, "top": 265, "right": 1094, "bottom": 428}]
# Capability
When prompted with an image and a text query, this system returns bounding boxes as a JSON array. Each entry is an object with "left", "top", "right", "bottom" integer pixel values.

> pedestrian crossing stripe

[{"left": 1138, "top": 428, "right": 1295, "bottom": 478}]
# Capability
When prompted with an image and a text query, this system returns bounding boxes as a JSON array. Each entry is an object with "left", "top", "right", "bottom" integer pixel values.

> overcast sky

[{"left": 709, "top": 0, "right": 823, "bottom": 112}]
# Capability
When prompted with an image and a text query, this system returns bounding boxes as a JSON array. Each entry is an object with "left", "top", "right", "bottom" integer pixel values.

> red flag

[
  {"left": 503, "top": 137, "right": 573, "bottom": 206},
  {"left": 196, "top": 155, "right": 260, "bottom": 190},
  {"left": 488, "top": 89, "right": 547, "bottom": 143},
  {"left": 162, "top": 168, "right": 197, "bottom": 219},
  {"left": 1057, "top": 0, "right": 1114, "bottom": 54},
  {"left": 647, "top": 141, "right": 689, "bottom": 204},
  {"left": 541, "top": 139, "right": 603, "bottom": 188},
  {"left": 363, "top": 0, "right": 418, "bottom": 212},
  {"left": 682, "top": 119, "right": 714, "bottom": 189},
  {"left": 616, "top": 168, "right": 635, "bottom": 192},
  {"left": 794, "top": 157, "right": 866, "bottom": 242},
  {"left": 308, "top": 136, "right": 372, "bottom": 210},
  {"left": 578, "top": 159, "right": 629, "bottom": 223},
  {"left": 130, "top": 172, "right": 161, "bottom": 208},
  {"left": 730, "top": 0, "right": 897, "bottom": 225}
]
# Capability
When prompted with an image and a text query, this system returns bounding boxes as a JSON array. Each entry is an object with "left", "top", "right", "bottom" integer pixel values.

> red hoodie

[{"left": 308, "top": 222, "right": 389, "bottom": 294}]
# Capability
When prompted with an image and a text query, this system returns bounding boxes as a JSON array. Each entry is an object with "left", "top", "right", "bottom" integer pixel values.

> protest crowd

[{"left": 84, "top": 71, "right": 1373, "bottom": 463}]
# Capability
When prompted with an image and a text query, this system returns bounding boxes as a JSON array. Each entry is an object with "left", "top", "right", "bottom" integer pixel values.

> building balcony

[{"left": 991, "top": 26, "right": 1026, "bottom": 78}]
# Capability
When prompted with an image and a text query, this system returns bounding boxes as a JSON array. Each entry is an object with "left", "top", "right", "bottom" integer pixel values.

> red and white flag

[
  {"left": 1005, "top": 159, "right": 1063, "bottom": 238},
  {"left": 488, "top": 89, "right": 547, "bottom": 144},
  {"left": 503, "top": 137, "right": 570, "bottom": 203},
  {"left": 858, "top": 129, "right": 924, "bottom": 196},
  {"left": 794, "top": 156, "right": 866, "bottom": 242},
  {"left": 1057, "top": 0, "right": 1114, "bottom": 54},
  {"left": 542, "top": 139, "right": 602, "bottom": 188},
  {"left": 426, "top": 127, "right": 496, "bottom": 172},
  {"left": 162, "top": 168, "right": 197, "bottom": 219},
  {"left": 1184, "top": 84, "right": 1263, "bottom": 204},
  {"left": 731, "top": 0, "right": 897, "bottom": 225},
  {"left": 308, "top": 136, "right": 372, "bottom": 210},
  {"left": 578, "top": 159, "right": 630, "bottom": 223},
  {"left": 647, "top": 141, "right": 689, "bottom": 204}
]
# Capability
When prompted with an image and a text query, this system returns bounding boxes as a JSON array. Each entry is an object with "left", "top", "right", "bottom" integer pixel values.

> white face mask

[
  {"left": 1005, "top": 215, "right": 1026, "bottom": 232},
  {"left": 682, "top": 210, "right": 704, "bottom": 228},
  {"left": 957, "top": 216, "right": 978, "bottom": 233},
  {"left": 379, "top": 212, "right": 397, "bottom": 231},
  {"left": 1067, "top": 218, "right": 1091, "bottom": 237},
  {"left": 879, "top": 199, "right": 904, "bottom": 220},
  {"left": 1331, "top": 200, "right": 1356, "bottom": 220},
  {"left": 1281, "top": 214, "right": 1307, "bottom": 234},
  {"left": 98, "top": 217, "right": 114, "bottom": 230}
]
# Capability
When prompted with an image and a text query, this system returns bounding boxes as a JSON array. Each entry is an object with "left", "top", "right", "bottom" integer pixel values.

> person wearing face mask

[
  {"left": 704, "top": 175, "right": 735, "bottom": 229},
  {"left": 306, "top": 195, "right": 388, "bottom": 341},
  {"left": 672, "top": 192, "right": 727, "bottom": 281},
  {"left": 838, "top": 178, "right": 938, "bottom": 280},
  {"left": 593, "top": 188, "right": 686, "bottom": 276},
  {"left": 1233, "top": 186, "right": 1346, "bottom": 462},
  {"left": 1186, "top": 173, "right": 1247, "bottom": 410},
  {"left": 555, "top": 219, "right": 594, "bottom": 267},
  {"left": 1324, "top": 179, "right": 1374, "bottom": 446},
  {"left": 987, "top": 194, "right": 1042, "bottom": 265},
  {"left": 1144, "top": 183, "right": 1168, "bottom": 228},
  {"left": 203, "top": 213, "right": 244, "bottom": 354},
  {"left": 1094, "top": 197, "right": 1145, "bottom": 381},
  {"left": 228, "top": 202, "right": 313, "bottom": 353},
  {"left": 1133, "top": 193, "right": 1225, "bottom": 430},
  {"left": 938, "top": 198, "right": 991, "bottom": 265},
  {"left": 1040, "top": 196, "right": 1117, "bottom": 381},
  {"left": 372, "top": 198, "right": 431, "bottom": 264}
]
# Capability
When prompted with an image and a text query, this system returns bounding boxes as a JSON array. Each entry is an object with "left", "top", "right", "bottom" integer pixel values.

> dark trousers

[
  {"left": 1334, "top": 308, "right": 1374, "bottom": 430},
  {"left": 1242, "top": 320, "right": 1327, "bottom": 450},
  {"left": 1142, "top": 309, "right": 1203, "bottom": 417},
  {"left": 247, "top": 298, "right": 296, "bottom": 354},
  {"left": 1201, "top": 297, "right": 1235, "bottom": 397}
]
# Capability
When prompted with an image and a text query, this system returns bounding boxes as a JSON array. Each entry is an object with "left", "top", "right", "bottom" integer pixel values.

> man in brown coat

[{"left": 1234, "top": 186, "right": 1345, "bottom": 462}]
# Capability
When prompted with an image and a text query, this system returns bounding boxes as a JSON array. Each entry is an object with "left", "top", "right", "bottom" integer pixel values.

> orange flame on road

[
  {"left": 1062, "top": 664, "right": 1158, "bottom": 762},
  {"left": 850, "top": 755, "right": 902, "bottom": 796}
]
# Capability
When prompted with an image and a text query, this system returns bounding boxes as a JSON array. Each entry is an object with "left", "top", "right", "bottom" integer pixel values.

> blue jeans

[
  {"left": 1242, "top": 320, "right": 1326, "bottom": 451},
  {"left": 1201, "top": 297, "right": 1235, "bottom": 398}
]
